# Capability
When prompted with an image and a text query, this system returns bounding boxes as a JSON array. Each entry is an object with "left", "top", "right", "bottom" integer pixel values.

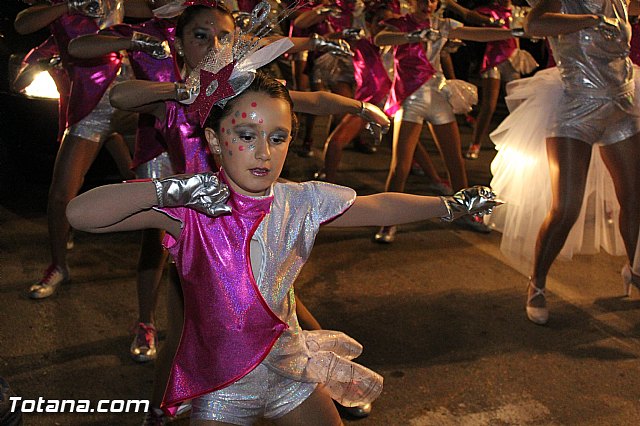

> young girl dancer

[
  {"left": 445, "top": 0, "right": 538, "bottom": 160},
  {"left": 67, "top": 67, "right": 501, "bottom": 423},
  {"left": 373, "top": 0, "right": 515, "bottom": 241},
  {"left": 13, "top": 0, "right": 152, "bottom": 299},
  {"left": 489, "top": 0, "right": 640, "bottom": 325},
  {"left": 314, "top": 2, "right": 393, "bottom": 183}
]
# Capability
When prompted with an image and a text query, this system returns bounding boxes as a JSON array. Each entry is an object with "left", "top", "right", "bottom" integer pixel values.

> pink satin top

[
  {"left": 475, "top": 4, "right": 517, "bottom": 73},
  {"left": 49, "top": 0, "right": 123, "bottom": 128},
  {"left": 383, "top": 14, "right": 437, "bottom": 116},
  {"left": 158, "top": 172, "right": 356, "bottom": 414},
  {"left": 352, "top": 37, "right": 392, "bottom": 105},
  {"left": 155, "top": 101, "right": 216, "bottom": 174},
  {"left": 101, "top": 18, "right": 180, "bottom": 169}
]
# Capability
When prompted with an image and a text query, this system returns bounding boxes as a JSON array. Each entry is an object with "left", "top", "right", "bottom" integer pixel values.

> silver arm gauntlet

[
  {"left": 310, "top": 33, "right": 354, "bottom": 57},
  {"left": 131, "top": 31, "right": 171, "bottom": 60},
  {"left": 440, "top": 186, "right": 503, "bottom": 222},
  {"left": 68, "top": 0, "right": 104, "bottom": 18},
  {"left": 357, "top": 101, "right": 390, "bottom": 145},
  {"left": 153, "top": 173, "right": 232, "bottom": 217},
  {"left": 406, "top": 28, "right": 441, "bottom": 43}
]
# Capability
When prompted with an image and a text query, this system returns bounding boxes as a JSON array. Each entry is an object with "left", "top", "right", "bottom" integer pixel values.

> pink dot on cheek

[
  {"left": 258, "top": 118, "right": 263, "bottom": 124},
  {"left": 241, "top": 112, "right": 247, "bottom": 118},
  {"left": 251, "top": 102, "right": 257, "bottom": 107},
  {"left": 231, "top": 119, "right": 236, "bottom": 124},
  {"left": 238, "top": 145, "right": 244, "bottom": 152}
]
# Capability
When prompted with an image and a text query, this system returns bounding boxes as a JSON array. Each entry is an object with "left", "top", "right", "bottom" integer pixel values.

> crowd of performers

[{"left": 4, "top": 0, "right": 640, "bottom": 424}]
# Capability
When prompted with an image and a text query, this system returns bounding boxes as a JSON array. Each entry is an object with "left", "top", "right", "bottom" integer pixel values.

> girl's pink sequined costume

[
  {"left": 48, "top": 0, "right": 125, "bottom": 129},
  {"left": 475, "top": 3, "right": 517, "bottom": 76},
  {"left": 157, "top": 171, "right": 382, "bottom": 415},
  {"left": 101, "top": 18, "right": 181, "bottom": 171},
  {"left": 382, "top": 14, "right": 437, "bottom": 116}
]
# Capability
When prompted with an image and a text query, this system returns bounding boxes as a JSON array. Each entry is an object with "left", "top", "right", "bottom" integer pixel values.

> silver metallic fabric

[
  {"left": 547, "top": 0, "right": 640, "bottom": 144},
  {"left": 153, "top": 173, "right": 231, "bottom": 217},
  {"left": 68, "top": 0, "right": 104, "bottom": 18},
  {"left": 130, "top": 31, "right": 171, "bottom": 60},
  {"left": 310, "top": 33, "right": 354, "bottom": 57},
  {"left": 440, "top": 186, "right": 503, "bottom": 222}
]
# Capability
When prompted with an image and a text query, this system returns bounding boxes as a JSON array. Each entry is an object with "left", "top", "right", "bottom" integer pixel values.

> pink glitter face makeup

[{"left": 215, "top": 93, "right": 293, "bottom": 197}]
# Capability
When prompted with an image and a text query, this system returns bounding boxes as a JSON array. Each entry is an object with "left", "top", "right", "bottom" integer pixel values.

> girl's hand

[
  {"left": 440, "top": 186, "right": 504, "bottom": 222},
  {"left": 130, "top": 31, "right": 171, "bottom": 59},
  {"left": 153, "top": 173, "right": 232, "bottom": 217},
  {"left": 67, "top": 0, "right": 104, "bottom": 17}
]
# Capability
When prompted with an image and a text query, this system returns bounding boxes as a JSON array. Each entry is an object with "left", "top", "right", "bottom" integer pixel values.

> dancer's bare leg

[
  {"left": 428, "top": 121, "right": 468, "bottom": 191},
  {"left": 322, "top": 115, "right": 364, "bottom": 182},
  {"left": 469, "top": 78, "right": 501, "bottom": 151},
  {"left": 528, "top": 137, "right": 592, "bottom": 307},
  {"left": 385, "top": 120, "right": 423, "bottom": 193},
  {"left": 48, "top": 133, "right": 104, "bottom": 270},
  {"left": 599, "top": 133, "right": 640, "bottom": 272}
]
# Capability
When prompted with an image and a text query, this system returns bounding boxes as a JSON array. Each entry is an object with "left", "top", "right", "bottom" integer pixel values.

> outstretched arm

[
  {"left": 449, "top": 26, "right": 514, "bottom": 42},
  {"left": 444, "top": 0, "right": 495, "bottom": 26},
  {"left": 67, "top": 181, "right": 180, "bottom": 236},
  {"left": 14, "top": 3, "right": 68, "bottom": 35},
  {"left": 326, "top": 193, "right": 449, "bottom": 227},
  {"left": 290, "top": 91, "right": 390, "bottom": 130},
  {"left": 524, "top": 0, "right": 598, "bottom": 37},
  {"left": 326, "top": 187, "right": 502, "bottom": 228},
  {"left": 109, "top": 80, "right": 180, "bottom": 118},
  {"left": 68, "top": 34, "right": 131, "bottom": 58}
]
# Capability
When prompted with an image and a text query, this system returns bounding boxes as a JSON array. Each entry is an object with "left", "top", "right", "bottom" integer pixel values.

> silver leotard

[{"left": 547, "top": 0, "right": 640, "bottom": 144}]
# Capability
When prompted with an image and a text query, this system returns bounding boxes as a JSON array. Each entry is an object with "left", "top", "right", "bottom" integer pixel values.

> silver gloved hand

[
  {"left": 310, "top": 33, "right": 354, "bottom": 57},
  {"left": 596, "top": 15, "right": 621, "bottom": 40},
  {"left": 406, "top": 28, "right": 441, "bottom": 43},
  {"left": 67, "top": 0, "right": 104, "bottom": 18},
  {"left": 341, "top": 27, "right": 365, "bottom": 41},
  {"left": 131, "top": 31, "right": 171, "bottom": 60},
  {"left": 153, "top": 173, "right": 232, "bottom": 217},
  {"left": 357, "top": 101, "right": 390, "bottom": 145},
  {"left": 174, "top": 82, "right": 198, "bottom": 105},
  {"left": 439, "top": 185, "right": 503, "bottom": 222}
]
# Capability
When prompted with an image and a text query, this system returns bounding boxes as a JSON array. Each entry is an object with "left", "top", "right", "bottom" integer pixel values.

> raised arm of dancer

[
  {"left": 327, "top": 193, "right": 450, "bottom": 228},
  {"left": 293, "top": 4, "right": 335, "bottom": 29},
  {"left": 68, "top": 34, "right": 132, "bottom": 58},
  {"left": 109, "top": 80, "right": 178, "bottom": 117},
  {"left": 14, "top": 2, "right": 68, "bottom": 35},
  {"left": 67, "top": 181, "right": 179, "bottom": 235},
  {"left": 374, "top": 26, "right": 413, "bottom": 46},
  {"left": 327, "top": 187, "right": 501, "bottom": 228},
  {"left": 449, "top": 26, "right": 514, "bottom": 42},
  {"left": 524, "top": 0, "right": 599, "bottom": 37},
  {"left": 443, "top": 0, "right": 496, "bottom": 26},
  {"left": 123, "top": 0, "right": 154, "bottom": 19},
  {"left": 290, "top": 91, "right": 390, "bottom": 128}
]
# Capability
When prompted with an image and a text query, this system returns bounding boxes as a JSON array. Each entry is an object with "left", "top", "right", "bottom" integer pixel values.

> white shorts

[
  {"left": 395, "top": 79, "right": 455, "bottom": 125},
  {"left": 190, "top": 363, "right": 317, "bottom": 425}
]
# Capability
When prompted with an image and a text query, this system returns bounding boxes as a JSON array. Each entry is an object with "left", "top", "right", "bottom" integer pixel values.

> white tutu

[
  {"left": 487, "top": 67, "right": 628, "bottom": 275},
  {"left": 508, "top": 48, "right": 539, "bottom": 75},
  {"left": 443, "top": 79, "right": 478, "bottom": 114},
  {"left": 301, "top": 330, "right": 383, "bottom": 407}
]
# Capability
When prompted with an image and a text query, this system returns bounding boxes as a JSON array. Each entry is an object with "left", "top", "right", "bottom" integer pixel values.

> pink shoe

[{"left": 130, "top": 322, "right": 158, "bottom": 362}]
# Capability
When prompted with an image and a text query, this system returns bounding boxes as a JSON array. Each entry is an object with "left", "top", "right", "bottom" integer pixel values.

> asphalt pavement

[{"left": 1, "top": 115, "right": 639, "bottom": 425}]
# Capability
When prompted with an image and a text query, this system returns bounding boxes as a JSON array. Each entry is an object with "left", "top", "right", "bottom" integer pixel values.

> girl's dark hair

[
  {"left": 175, "top": 3, "right": 234, "bottom": 38},
  {"left": 205, "top": 70, "right": 299, "bottom": 141}
]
